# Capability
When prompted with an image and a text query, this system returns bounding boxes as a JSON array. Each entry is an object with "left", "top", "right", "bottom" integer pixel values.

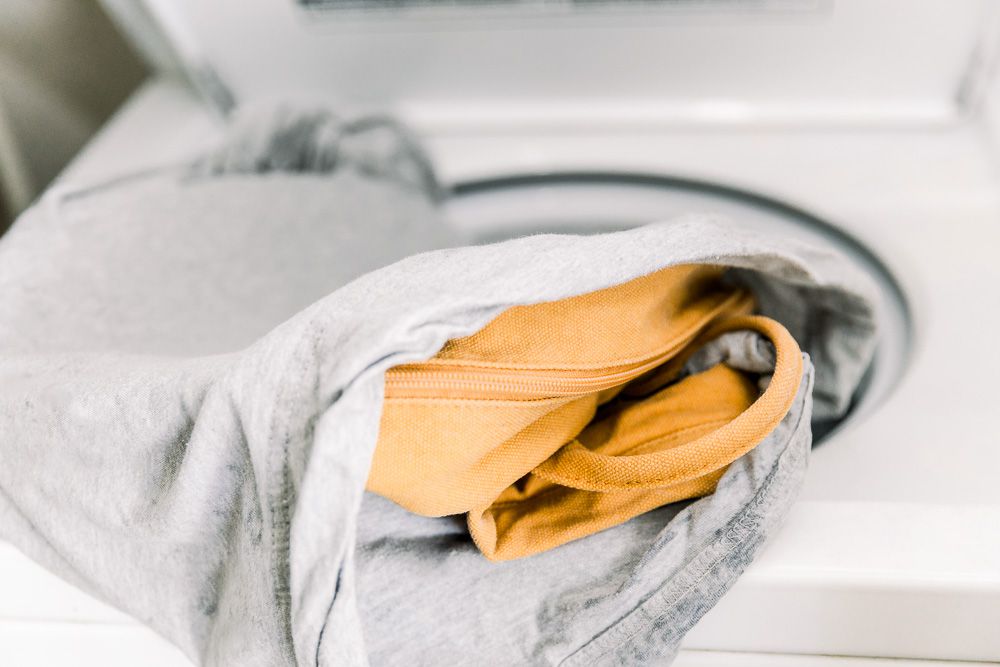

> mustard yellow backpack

[{"left": 369, "top": 265, "right": 802, "bottom": 560}]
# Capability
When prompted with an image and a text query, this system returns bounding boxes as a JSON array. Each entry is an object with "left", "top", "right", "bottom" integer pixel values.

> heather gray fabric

[
  {"left": 0, "top": 114, "right": 877, "bottom": 666},
  {"left": 356, "top": 336, "right": 814, "bottom": 666}
]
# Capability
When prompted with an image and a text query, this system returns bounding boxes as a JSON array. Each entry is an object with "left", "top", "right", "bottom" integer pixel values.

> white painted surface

[
  {"left": 0, "top": 621, "right": 191, "bottom": 667},
  {"left": 61, "top": 77, "right": 220, "bottom": 183},
  {"left": 6, "top": 76, "right": 1000, "bottom": 662},
  {"left": 132, "top": 0, "right": 990, "bottom": 127},
  {"left": 673, "top": 650, "right": 991, "bottom": 667},
  {"left": 684, "top": 502, "right": 1000, "bottom": 660}
]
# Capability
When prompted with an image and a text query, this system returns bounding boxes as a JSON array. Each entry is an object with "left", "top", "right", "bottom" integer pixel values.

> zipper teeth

[
  {"left": 386, "top": 374, "right": 619, "bottom": 396},
  {"left": 385, "top": 290, "right": 755, "bottom": 399},
  {"left": 385, "top": 350, "right": 674, "bottom": 398}
]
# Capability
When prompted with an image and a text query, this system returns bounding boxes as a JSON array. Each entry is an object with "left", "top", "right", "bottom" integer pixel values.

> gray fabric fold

[
  {"left": 0, "top": 114, "right": 878, "bottom": 666},
  {"left": 194, "top": 106, "right": 441, "bottom": 201}
]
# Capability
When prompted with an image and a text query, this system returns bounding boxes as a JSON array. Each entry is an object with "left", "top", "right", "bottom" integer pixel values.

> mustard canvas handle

[{"left": 531, "top": 315, "right": 803, "bottom": 492}]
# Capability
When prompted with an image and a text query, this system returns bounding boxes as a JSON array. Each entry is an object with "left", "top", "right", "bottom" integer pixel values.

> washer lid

[{"left": 101, "top": 0, "right": 996, "bottom": 128}]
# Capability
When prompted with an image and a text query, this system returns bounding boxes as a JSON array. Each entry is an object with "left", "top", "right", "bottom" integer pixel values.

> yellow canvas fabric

[{"left": 369, "top": 265, "right": 803, "bottom": 561}]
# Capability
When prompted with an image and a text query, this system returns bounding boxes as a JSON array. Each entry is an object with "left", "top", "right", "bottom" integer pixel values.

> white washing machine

[{"left": 3, "top": 1, "right": 1000, "bottom": 665}]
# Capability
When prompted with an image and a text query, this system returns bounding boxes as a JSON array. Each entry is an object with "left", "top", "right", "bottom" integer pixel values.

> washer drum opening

[{"left": 443, "top": 173, "right": 911, "bottom": 444}]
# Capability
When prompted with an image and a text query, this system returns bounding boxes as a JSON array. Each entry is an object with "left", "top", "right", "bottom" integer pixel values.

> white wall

[{"left": 0, "top": 0, "right": 146, "bottom": 229}]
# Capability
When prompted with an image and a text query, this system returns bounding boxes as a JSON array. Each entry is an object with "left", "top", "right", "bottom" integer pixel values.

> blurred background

[{"left": 0, "top": 0, "right": 146, "bottom": 232}]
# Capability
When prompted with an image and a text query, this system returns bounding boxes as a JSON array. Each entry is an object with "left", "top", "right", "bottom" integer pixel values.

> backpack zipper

[{"left": 385, "top": 290, "right": 753, "bottom": 400}]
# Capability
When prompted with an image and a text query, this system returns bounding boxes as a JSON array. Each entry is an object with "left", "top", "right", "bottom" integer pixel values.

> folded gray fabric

[{"left": 0, "top": 113, "right": 878, "bottom": 666}]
